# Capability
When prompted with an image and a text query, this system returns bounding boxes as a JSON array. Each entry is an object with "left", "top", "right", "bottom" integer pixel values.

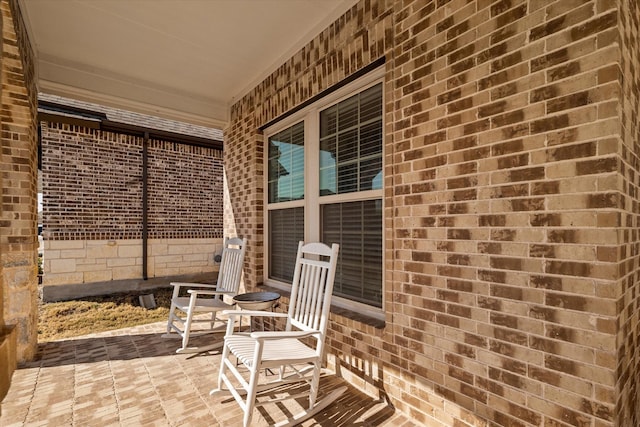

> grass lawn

[{"left": 38, "top": 287, "right": 175, "bottom": 342}]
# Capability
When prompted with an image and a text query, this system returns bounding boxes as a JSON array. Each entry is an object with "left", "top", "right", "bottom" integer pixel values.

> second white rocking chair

[
  {"left": 163, "top": 237, "right": 247, "bottom": 353},
  {"left": 212, "top": 241, "right": 345, "bottom": 427}
]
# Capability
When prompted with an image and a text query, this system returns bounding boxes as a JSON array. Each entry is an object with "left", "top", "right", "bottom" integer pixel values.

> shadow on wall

[
  {"left": 333, "top": 353, "right": 395, "bottom": 422},
  {"left": 223, "top": 163, "right": 256, "bottom": 294}
]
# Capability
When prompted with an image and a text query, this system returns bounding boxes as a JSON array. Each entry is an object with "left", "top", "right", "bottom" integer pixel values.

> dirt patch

[{"left": 38, "top": 287, "right": 177, "bottom": 342}]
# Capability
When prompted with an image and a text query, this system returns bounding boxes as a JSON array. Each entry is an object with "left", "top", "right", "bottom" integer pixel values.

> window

[{"left": 265, "top": 69, "right": 384, "bottom": 312}]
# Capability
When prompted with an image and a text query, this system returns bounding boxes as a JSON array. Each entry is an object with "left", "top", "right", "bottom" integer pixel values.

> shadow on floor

[
  {"left": 26, "top": 331, "right": 222, "bottom": 368},
  {"left": 5, "top": 323, "right": 413, "bottom": 426}
]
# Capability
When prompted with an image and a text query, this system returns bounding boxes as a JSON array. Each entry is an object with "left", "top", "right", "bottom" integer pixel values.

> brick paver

[{"left": 1, "top": 321, "right": 414, "bottom": 426}]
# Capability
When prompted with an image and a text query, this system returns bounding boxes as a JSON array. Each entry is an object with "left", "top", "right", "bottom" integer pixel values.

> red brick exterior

[
  {"left": 41, "top": 122, "right": 224, "bottom": 241},
  {"left": 225, "top": 1, "right": 639, "bottom": 425}
]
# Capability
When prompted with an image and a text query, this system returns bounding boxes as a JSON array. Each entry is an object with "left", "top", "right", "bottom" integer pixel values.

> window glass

[
  {"left": 268, "top": 122, "right": 304, "bottom": 203},
  {"left": 319, "top": 83, "right": 383, "bottom": 196}
]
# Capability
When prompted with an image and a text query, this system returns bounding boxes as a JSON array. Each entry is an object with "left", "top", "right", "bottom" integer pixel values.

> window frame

[{"left": 263, "top": 67, "right": 385, "bottom": 319}]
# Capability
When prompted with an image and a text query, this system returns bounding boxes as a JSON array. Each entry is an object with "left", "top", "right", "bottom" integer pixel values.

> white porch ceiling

[{"left": 19, "top": 0, "right": 358, "bottom": 129}]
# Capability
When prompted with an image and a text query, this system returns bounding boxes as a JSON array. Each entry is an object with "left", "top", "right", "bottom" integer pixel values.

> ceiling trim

[
  {"left": 39, "top": 105, "right": 223, "bottom": 150},
  {"left": 39, "top": 79, "right": 226, "bottom": 130}
]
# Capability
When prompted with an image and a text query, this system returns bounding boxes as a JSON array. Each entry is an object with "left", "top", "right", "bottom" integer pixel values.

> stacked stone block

[
  {"left": 43, "top": 238, "right": 223, "bottom": 287},
  {"left": 225, "top": 0, "right": 639, "bottom": 425}
]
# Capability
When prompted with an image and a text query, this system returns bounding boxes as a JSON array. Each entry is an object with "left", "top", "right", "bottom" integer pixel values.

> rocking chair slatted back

[
  {"left": 288, "top": 242, "right": 339, "bottom": 336},
  {"left": 216, "top": 237, "right": 246, "bottom": 293}
]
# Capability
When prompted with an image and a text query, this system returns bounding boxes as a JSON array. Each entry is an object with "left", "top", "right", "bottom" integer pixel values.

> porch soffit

[{"left": 19, "top": 0, "right": 358, "bottom": 129}]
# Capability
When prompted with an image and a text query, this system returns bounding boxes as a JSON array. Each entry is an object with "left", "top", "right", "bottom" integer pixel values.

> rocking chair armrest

[
  {"left": 223, "top": 310, "right": 288, "bottom": 319},
  {"left": 186, "top": 289, "right": 232, "bottom": 296},
  {"left": 170, "top": 282, "right": 219, "bottom": 290},
  {"left": 249, "top": 330, "right": 319, "bottom": 341}
]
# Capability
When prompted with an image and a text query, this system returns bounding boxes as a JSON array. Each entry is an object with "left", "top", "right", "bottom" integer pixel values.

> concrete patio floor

[{"left": 0, "top": 320, "right": 415, "bottom": 426}]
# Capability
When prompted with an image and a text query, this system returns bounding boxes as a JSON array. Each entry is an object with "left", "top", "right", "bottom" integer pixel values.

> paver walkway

[{"left": 1, "top": 321, "right": 414, "bottom": 426}]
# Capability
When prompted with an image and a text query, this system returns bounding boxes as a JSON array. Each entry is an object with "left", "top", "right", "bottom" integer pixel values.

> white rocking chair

[
  {"left": 163, "top": 237, "right": 247, "bottom": 353},
  {"left": 212, "top": 241, "right": 345, "bottom": 427}
]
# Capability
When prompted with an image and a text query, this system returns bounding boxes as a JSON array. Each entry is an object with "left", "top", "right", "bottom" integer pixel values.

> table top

[{"left": 233, "top": 291, "right": 280, "bottom": 303}]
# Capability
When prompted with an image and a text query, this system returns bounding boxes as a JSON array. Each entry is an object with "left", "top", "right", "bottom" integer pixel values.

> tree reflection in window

[{"left": 268, "top": 122, "right": 304, "bottom": 203}]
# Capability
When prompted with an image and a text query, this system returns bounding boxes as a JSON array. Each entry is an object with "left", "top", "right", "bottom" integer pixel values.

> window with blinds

[
  {"left": 322, "top": 200, "right": 383, "bottom": 307},
  {"left": 265, "top": 70, "right": 384, "bottom": 311},
  {"left": 319, "top": 83, "right": 383, "bottom": 307}
]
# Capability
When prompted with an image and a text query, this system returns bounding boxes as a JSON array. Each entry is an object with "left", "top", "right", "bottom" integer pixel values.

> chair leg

[
  {"left": 181, "top": 319, "right": 191, "bottom": 350},
  {"left": 309, "top": 361, "right": 321, "bottom": 409},
  {"left": 182, "top": 294, "right": 198, "bottom": 350},
  {"left": 243, "top": 342, "right": 265, "bottom": 427},
  {"left": 244, "top": 365, "right": 260, "bottom": 427},
  {"left": 216, "top": 342, "right": 230, "bottom": 391},
  {"left": 210, "top": 311, "right": 218, "bottom": 330},
  {"left": 166, "top": 310, "right": 172, "bottom": 334},
  {"left": 166, "top": 285, "right": 181, "bottom": 335},
  {"left": 166, "top": 304, "right": 177, "bottom": 334}
]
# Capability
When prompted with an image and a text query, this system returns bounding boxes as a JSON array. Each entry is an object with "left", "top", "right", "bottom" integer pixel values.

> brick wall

[
  {"left": 225, "top": 1, "right": 637, "bottom": 425},
  {"left": 617, "top": 0, "right": 640, "bottom": 424},
  {"left": 42, "top": 124, "right": 143, "bottom": 239},
  {"left": 0, "top": 0, "right": 38, "bottom": 362},
  {"left": 223, "top": 124, "right": 263, "bottom": 289},
  {"left": 41, "top": 122, "right": 224, "bottom": 288},
  {"left": 42, "top": 122, "right": 224, "bottom": 240},
  {"left": 0, "top": 0, "right": 4, "bottom": 337},
  {"left": 148, "top": 140, "right": 224, "bottom": 238}
]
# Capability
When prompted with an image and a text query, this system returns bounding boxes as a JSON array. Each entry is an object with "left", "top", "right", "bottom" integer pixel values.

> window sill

[{"left": 256, "top": 284, "right": 386, "bottom": 330}]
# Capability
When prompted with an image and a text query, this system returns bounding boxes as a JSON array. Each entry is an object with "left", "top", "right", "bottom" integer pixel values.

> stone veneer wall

[
  {"left": 43, "top": 238, "right": 223, "bottom": 287},
  {"left": 225, "top": 1, "right": 638, "bottom": 425},
  {"left": 41, "top": 122, "right": 224, "bottom": 290},
  {"left": 0, "top": 0, "right": 37, "bottom": 363}
]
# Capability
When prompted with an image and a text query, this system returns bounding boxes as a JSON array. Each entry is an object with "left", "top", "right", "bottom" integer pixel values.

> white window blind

[
  {"left": 269, "top": 207, "right": 304, "bottom": 282},
  {"left": 322, "top": 200, "right": 383, "bottom": 307},
  {"left": 319, "top": 83, "right": 383, "bottom": 195}
]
